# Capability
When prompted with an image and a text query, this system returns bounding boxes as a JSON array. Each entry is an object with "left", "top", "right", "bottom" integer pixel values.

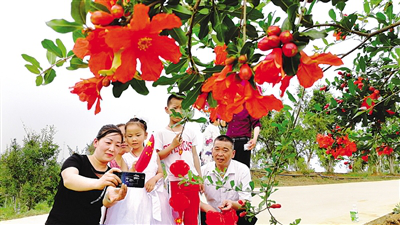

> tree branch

[
  {"left": 186, "top": 0, "right": 202, "bottom": 73},
  {"left": 39, "top": 55, "right": 74, "bottom": 77}
]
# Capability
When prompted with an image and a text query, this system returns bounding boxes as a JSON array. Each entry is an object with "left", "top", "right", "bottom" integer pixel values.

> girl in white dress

[{"left": 104, "top": 118, "right": 174, "bottom": 224}]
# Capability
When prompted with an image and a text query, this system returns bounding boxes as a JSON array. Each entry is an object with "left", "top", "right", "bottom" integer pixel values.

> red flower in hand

[
  {"left": 206, "top": 211, "right": 224, "bottom": 225},
  {"left": 222, "top": 209, "right": 239, "bottom": 225},
  {"left": 170, "top": 160, "right": 190, "bottom": 177},
  {"left": 206, "top": 209, "right": 238, "bottom": 225}
]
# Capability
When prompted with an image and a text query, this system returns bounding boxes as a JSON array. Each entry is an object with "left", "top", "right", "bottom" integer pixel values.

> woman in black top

[{"left": 46, "top": 124, "right": 128, "bottom": 225}]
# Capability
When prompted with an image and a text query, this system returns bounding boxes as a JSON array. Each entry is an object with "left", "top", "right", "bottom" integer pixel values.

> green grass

[{"left": 0, "top": 201, "right": 51, "bottom": 221}]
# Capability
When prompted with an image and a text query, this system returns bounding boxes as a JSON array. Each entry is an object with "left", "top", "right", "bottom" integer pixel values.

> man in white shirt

[{"left": 200, "top": 135, "right": 257, "bottom": 225}]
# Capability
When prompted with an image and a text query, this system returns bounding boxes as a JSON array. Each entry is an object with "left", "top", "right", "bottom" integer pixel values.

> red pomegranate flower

[
  {"left": 316, "top": 134, "right": 334, "bottom": 149},
  {"left": 295, "top": 51, "right": 343, "bottom": 90},
  {"left": 105, "top": 4, "right": 182, "bottom": 82},
  {"left": 70, "top": 76, "right": 108, "bottom": 114},
  {"left": 214, "top": 44, "right": 228, "bottom": 65},
  {"left": 73, "top": 28, "right": 115, "bottom": 78},
  {"left": 254, "top": 48, "right": 285, "bottom": 86}
]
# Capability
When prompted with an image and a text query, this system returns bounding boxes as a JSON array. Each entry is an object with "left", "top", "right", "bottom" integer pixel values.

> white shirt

[
  {"left": 155, "top": 127, "right": 198, "bottom": 181},
  {"left": 201, "top": 160, "right": 252, "bottom": 211}
]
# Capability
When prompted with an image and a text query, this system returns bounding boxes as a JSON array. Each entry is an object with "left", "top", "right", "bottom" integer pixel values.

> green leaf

[
  {"left": 391, "top": 78, "right": 400, "bottom": 85},
  {"left": 46, "top": 19, "right": 82, "bottom": 34},
  {"left": 282, "top": 53, "right": 300, "bottom": 76},
  {"left": 300, "top": 29, "right": 327, "bottom": 40},
  {"left": 249, "top": 181, "right": 254, "bottom": 190},
  {"left": 89, "top": 1, "right": 110, "bottom": 13},
  {"left": 314, "top": 103, "right": 322, "bottom": 111},
  {"left": 246, "top": 7, "right": 264, "bottom": 20},
  {"left": 71, "top": 0, "right": 86, "bottom": 24},
  {"left": 153, "top": 74, "right": 185, "bottom": 86},
  {"left": 230, "top": 180, "right": 235, "bottom": 188},
  {"left": 335, "top": 1, "right": 346, "bottom": 11},
  {"left": 165, "top": 58, "right": 188, "bottom": 74},
  {"left": 348, "top": 79, "right": 356, "bottom": 95},
  {"left": 44, "top": 69, "right": 56, "bottom": 84},
  {"left": 169, "top": 4, "right": 192, "bottom": 15},
  {"left": 366, "top": 97, "right": 372, "bottom": 106},
  {"left": 207, "top": 92, "right": 217, "bottom": 108},
  {"left": 376, "top": 12, "right": 387, "bottom": 24},
  {"left": 41, "top": 39, "right": 63, "bottom": 58},
  {"left": 203, "top": 65, "right": 224, "bottom": 73},
  {"left": 198, "top": 15, "right": 210, "bottom": 40},
  {"left": 246, "top": 24, "right": 258, "bottom": 38},
  {"left": 182, "top": 83, "right": 202, "bottom": 109},
  {"left": 73, "top": 30, "right": 86, "bottom": 42},
  {"left": 270, "top": 0, "right": 293, "bottom": 12},
  {"left": 67, "top": 56, "right": 88, "bottom": 70},
  {"left": 363, "top": 1, "right": 370, "bottom": 14},
  {"left": 168, "top": 28, "right": 188, "bottom": 46},
  {"left": 329, "top": 97, "right": 338, "bottom": 107},
  {"left": 198, "top": 8, "right": 209, "bottom": 15},
  {"left": 112, "top": 81, "right": 130, "bottom": 98},
  {"left": 359, "top": 56, "right": 366, "bottom": 72},
  {"left": 35, "top": 75, "right": 43, "bottom": 86},
  {"left": 21, "top": 54, "right": 42, "bottom": 70},
  {"left": 56, "top": 39, "right": 67, "bottom": 58},
  {"left": 287, "top": 3, "right": 299, "bottom": 25},
  {"left": 281, "top": 18, "right": 292, "bottom": 35},
  {"left": 300, "top": 14, "right": 314, "bottom": 28},
  {"left": 46, "top": 51, "right": 57, "bottom": 64},
  {"left": 178, "top": 74, "right": 198, "bottom": 92},
  {"left": 240, "top": 42, "right": 254, "bottom": 55},
  {"left": 190, "top": 117, "right": 207, "bottom": 123},
  {"left": 130, "top": 79, "right": 149, "bottom": 95},
  {"left": 25, "top": 64, "right": 41, "bottom": 74},
  {"left": 286, "top": 91, "right": 297, "bottom": 103},
  {"left": 207, "top": 176, "right": 214, "bottom": 184},
  {"left": 328, "top": 9, "right": 336, "bottom": 21}
]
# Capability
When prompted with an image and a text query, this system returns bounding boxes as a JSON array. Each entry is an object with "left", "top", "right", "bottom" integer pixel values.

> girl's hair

[
  {"left": 116, "top": 123, "right": 125, "bottom": 129},
  {"left": 96, "top": 124, "right": 123, "bottom": 141},
  {"left": 125, "top": 118, "right": 147, "bottom": 131}
]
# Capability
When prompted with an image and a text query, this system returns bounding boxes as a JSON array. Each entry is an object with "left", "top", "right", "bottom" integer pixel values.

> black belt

[{"left": 232, "top": 137, "right": 249, "bottom": 141}]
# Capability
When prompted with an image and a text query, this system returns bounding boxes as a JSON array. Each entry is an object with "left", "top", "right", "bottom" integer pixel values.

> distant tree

[{"left": 0, "top": 125, "right": 61, "bottom": 211}]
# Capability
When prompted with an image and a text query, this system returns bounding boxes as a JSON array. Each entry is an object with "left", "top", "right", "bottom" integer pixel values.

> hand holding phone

[{"left": 113, "top": 171, "right": 146, "bottom": 188}]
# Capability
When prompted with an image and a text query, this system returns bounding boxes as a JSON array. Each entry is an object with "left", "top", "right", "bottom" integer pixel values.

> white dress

[{"left": 104, "top": 149, "right": 174, "bottom": 225}]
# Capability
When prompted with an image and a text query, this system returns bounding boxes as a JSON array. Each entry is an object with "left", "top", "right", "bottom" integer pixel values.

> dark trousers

[
  {"left": 233, "top": 138, "right": 251, "bottom": 168},
  {"left": 200, "top": 211, "right": 258, "bottom": 225}
]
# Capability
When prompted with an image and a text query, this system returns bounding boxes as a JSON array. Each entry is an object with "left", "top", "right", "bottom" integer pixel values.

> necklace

[{"left": 131, "top": 149, "right": 142, "bottom": 157}]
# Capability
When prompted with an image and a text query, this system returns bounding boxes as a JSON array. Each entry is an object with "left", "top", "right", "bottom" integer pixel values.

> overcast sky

[{"left": 1, "top": 0, "right": 362, "bottom": 170}]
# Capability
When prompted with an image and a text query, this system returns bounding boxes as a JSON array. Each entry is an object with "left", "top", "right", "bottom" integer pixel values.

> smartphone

[{"left": 113, "top": 171, "right": 145, "bottom": 188}]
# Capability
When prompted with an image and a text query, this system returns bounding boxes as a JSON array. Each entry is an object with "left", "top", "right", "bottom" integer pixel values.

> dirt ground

[
  {"left": 251, "top": 170, "right": 400, "bottom": 187},
  {"left": 365, "top": 213, "right": 400, "bottom": 225}
]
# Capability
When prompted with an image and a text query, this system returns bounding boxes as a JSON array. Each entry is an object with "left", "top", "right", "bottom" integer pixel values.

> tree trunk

[{"left": 388, "top": 155, "right": 395, "bottom": 174}]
